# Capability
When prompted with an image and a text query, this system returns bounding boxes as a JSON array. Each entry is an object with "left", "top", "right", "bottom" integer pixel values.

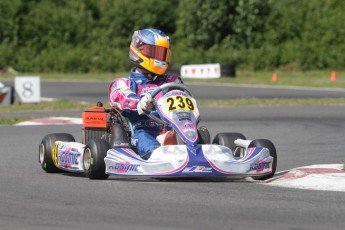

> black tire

[
  {"left": 83, "top": 139, "right": 110, "bottom": 180},
  {"left": 39, "top": 133, "right": 75, "bottom": 173},
  {"left": 198, "top": 126, "right": 211, "bottom": 144},
  {"left": 212, "top": 132, "right": 246, "bottom": 152},
  {"left": 249, "top": 139, "right": 277, "bottom": 180}
]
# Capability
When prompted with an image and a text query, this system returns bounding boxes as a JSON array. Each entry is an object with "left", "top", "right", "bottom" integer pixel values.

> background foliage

[{"left": 1, "top": 0, "right": 345, "bottom": 73}]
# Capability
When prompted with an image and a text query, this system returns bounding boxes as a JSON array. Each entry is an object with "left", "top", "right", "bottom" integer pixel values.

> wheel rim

[
  {"left": 83, "top": 148, "right": 92, "bottom": 171},
  {"left": 39, "top": 143, "right": 45, "bottom": 164}
]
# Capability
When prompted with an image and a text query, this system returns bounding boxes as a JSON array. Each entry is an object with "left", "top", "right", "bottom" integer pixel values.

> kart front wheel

[
  {"left": 249, "top": 139, "right": 277, "bottom": 180},
  {"left": 212, "top": 132, "right": 246, "bottom": 154},
  {"left": 83, "top": 139, "right": 110, "bottom": 180},
  {"left": 198, "top": 126, "right": 211, "bottom": 144},
  {"left": 39, "top": 133, "right": 75, "bottom": 173}
]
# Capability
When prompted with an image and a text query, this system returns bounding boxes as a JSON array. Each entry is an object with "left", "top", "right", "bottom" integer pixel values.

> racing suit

[{"left": 108, "top": 68, "right": 183, "bottom": 158}]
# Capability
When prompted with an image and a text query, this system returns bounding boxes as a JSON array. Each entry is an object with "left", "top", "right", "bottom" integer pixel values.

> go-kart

[{"left": 39, "top": 83, "right": 277, "bottom": 180}]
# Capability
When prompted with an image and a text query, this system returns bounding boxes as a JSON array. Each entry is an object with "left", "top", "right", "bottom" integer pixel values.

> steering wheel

[
  {"left": 150, "top": 83, "right": 193, "bottom": 98},
  {"left": 147, "top": 83, "right": 194, "bottom": 124}
]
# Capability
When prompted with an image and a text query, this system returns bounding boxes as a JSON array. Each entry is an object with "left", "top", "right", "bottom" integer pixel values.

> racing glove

[{"left": 137, "top": 93, "right": 153, "bottom": 115}]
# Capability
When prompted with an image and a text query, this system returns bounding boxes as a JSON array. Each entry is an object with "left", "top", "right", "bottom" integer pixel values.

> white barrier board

[
  {"left": 15, "top": 76, "right": 41, "bottom": 103},
  {"left": 181, "top": 63, "right": 221, "bottom": 79}
]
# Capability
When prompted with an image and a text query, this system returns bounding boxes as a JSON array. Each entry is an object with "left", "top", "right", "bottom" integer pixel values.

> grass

[
  {"left": 0, "top": 100, "right": 94, "bottom": 112},
  {"left": 0, "top": 117, "right": 31, "bottom": 125}
]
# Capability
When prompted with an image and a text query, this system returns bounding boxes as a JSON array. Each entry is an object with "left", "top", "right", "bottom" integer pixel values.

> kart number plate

[{"left": 165, "top": 95, "right": 195, "bottom": 112}]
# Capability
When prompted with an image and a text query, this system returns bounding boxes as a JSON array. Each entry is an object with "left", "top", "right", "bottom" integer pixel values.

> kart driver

[{"left": 108, "top": 28, "right": 183, "bottom": 160}]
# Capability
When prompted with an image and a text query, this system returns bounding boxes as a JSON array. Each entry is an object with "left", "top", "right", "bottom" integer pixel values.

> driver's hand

[{"left": 137, "top": 93, "right": 153, "bottom": 115}]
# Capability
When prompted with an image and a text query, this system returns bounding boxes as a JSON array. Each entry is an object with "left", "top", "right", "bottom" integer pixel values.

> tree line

[{"left": 1, "top": 0, "right": 344, "bottom": 73}]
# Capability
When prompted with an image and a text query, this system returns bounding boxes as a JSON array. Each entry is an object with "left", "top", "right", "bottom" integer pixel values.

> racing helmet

[{"left": 129, "top": 28, "right": 171, "bottom": 75}]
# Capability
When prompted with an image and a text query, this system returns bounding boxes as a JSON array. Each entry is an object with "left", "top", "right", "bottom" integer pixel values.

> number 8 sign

[{"left": 15, "top": 76, "right": 41, "bottom": 103}]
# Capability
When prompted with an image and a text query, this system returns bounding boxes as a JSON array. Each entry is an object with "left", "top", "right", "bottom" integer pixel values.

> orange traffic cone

[
  {"left": 331, "top": 71, "right": 336, "bottom": 81},
  {"left": 272, "top": 73, "right": 278, "bottom": 82}
]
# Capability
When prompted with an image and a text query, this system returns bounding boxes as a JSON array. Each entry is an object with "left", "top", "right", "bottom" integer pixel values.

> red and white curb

[
  {"left": 15, "top": 117, "right": 82, "bottom": 126},
  {"left": 266, "top": 164, "right": 345, "bottom": 192}
]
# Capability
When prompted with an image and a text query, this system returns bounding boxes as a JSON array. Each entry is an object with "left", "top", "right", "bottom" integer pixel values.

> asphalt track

[{"left": 1, "top": 80, "right": 345, "bottom": 229}]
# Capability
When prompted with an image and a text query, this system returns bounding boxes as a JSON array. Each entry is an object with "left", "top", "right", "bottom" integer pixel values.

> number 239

[{"left": 166, "top": 96, "right": 195, "bottom": 111}]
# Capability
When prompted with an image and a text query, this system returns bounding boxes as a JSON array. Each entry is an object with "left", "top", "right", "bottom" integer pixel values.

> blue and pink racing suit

[{"left": 108, "top": 68, "right": 183, "bottom": 158}]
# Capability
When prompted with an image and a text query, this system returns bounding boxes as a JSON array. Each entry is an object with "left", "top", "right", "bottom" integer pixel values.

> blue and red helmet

[{"left": 129, "top": 28, "right": 171, "bottom": 75}]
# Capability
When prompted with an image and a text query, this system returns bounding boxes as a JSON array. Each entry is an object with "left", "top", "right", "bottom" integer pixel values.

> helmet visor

[{"left": 139, "top": 43, "right": 170, "bottom": 62}]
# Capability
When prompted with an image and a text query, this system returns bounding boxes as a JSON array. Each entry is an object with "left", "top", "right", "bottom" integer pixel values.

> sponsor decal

[
  {"left": 109, "top": 162, "right": 140, "bottom": 173},
  {"left": 58, "top": 145, "right": 81, "bottom": 166},
  {"left": 85, "top": 116, "right": 105, "bottom": 122},
  {"left": 176, "top": 111, "right": 191, "bottom": 121},
  {"left": 182, "top": 119, "right": 196, "bottom": 138},
  {"left": 145, "top": 121, "right": 158, "bottom": 127},
  {"left": 141, "top": 86, "right": 156, "bottom": 95},
  {"left": 166, "top": 90, "right": 182, "bottom": 96},
  {"left": 59, "top": 151, "right": 80, "bottom": 165},
  {"left": 182, "top": 166, "right": 212, "bottom": 173},
  {"left": 250, "top": 162, "right": 270, "bottom": 171},
  {"left": 153, "top": 60, "right": 166, "bottom": 68},
  {"left": 182, "top": 120, "right": 195, "bottom": 129}
]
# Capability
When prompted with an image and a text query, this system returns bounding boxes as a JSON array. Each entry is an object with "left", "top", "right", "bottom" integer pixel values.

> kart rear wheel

[
  {"left": 39, "top": 133, "right": 75, "bottom": 173},
  {"left": 249, "top": 139, "right": 277, "bottom": 180},
  {"left": 212, "top": 132, "right": 246, "bottom": 152},
  {"left": 83, "top": 139, "right": 110, "bottom": 180}
]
